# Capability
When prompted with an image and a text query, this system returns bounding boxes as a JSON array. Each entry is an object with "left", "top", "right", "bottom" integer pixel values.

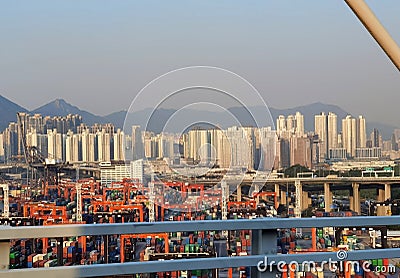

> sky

[{"left": 0, "top": 1, "right": 399, "bottom": 126}]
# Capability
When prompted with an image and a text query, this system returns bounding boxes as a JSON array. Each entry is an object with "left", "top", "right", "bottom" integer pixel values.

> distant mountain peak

[
  {"left": 34, "top": 98, "right": 80, "bottom": 116},
  {"left": 0, "top": 94, "right": 28, "bottom": 130},
  {"left": 0, "top": 97, "right": 397, "bottom": 140},
  {"left": 32, "top": 99, "right": 106, "bottom": 125}
]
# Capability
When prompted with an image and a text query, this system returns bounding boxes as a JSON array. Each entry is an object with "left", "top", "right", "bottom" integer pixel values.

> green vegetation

[
  {"left": 281, "top": 164, "right": 312, "bottom": 178},
  {"left": 360, "top": 189, "right": 377, "bottom": 200}
]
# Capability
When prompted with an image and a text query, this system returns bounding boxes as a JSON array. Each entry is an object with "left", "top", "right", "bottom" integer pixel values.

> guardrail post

[
  {"left": 0, "top": 240, "right": 9, "bottom": 270},
  {"left": 57, "top": 237, "right": 63, "bottom": 266},
  {"left": 104, "top": 235, "right": 109, "bottom": 264},
  {"left": 251, "top": 229, "right": 277, "bottom": 277}
]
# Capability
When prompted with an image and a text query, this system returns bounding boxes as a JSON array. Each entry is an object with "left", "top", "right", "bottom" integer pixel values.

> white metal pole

[{"left": 345, "top": 0, "right": 400, "bottom": 71}]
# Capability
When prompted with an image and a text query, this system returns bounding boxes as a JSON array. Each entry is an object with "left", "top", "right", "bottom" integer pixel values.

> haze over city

[
  {"left": 1, "top": 1, "right": 400, "bottom": 127},
  {"left": 1, "top": 1, "right": 400, "bottom": 277}
]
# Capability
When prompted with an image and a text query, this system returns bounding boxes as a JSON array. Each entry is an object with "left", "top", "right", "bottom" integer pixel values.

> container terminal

[{"left": 1, "top": 171, "right": 399, "bottom": 278}]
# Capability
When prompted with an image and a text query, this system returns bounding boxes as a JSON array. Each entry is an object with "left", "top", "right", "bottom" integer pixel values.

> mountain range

[{"left": 0, "top": 95, "right": 397, "bottom": 139}]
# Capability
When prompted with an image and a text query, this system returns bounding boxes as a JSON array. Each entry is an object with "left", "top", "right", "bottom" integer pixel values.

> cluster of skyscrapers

[
  {"left": 0, "top": 111, "right": 399, "bottom": 171},
  {"left": 0, "top": 113, "right": 139, "bottom": 164},
  {"left": 275, "top": 112, "right": 388, "bottom": 169}
]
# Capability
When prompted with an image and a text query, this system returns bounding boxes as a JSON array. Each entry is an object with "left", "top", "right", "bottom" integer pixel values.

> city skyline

[
  {"left": 2, "top": 111, "right": 399, "bottom": 171},
  {"left": 0, "top": 94, "right": 397, "bottom": 137},
  {"left": 1, "top": 1, "right": 399, "bottom": 127}
]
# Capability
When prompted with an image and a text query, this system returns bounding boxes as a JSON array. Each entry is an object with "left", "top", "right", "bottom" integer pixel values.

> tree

[{"left": 283, "top": 164, "right": 312, "bottom": 178}]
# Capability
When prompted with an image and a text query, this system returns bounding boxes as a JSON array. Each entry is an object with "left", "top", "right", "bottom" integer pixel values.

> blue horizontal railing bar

[
  {"left": 1, "top": 249, "right": 400, "bottom": 278},
  {"left": 1, "top": 216, "right": 400, "bottom": 278},
  {"left": 0, "top": 216, "right": 399, "bottom": 240}
]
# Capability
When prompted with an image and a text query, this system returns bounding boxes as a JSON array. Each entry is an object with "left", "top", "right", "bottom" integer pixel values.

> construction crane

[
  {"left": 17, "top": 113, "right": 46, "bottom": 166},
  {"left": 76, "top": 183, "right": 82, "bottom": 222},
  {"left": 17, "top": 112, "right": 64, "bottom": 188},
  {"left": 221, "top": 180, "right": 229, "bottom": 238},
  {"left": 148, "top": 174, "right": 155, "bottom": 222},
  {"left": 294, "top": 179, "right": 302, "bottom": 237}
]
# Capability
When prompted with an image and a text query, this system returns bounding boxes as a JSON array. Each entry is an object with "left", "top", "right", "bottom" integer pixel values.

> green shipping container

[
  {"left": 9, "top": 252, "right": 19, "bottom": 259},
  {"left": 377, "top": 259, "right": 383, "bottom": 266}
]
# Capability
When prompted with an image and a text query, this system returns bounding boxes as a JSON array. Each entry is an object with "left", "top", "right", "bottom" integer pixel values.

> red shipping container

[
  {"left": 27, "top": 254, "right": 36, "bottom": 262},
  {"left": 39, "top": 260, "right": 48, "bottom": 267},
  {"left": 383, "top": 258, "right": 389, "bottom": 267}
]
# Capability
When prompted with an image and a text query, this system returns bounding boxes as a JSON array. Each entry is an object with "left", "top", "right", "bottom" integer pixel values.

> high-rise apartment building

[
  {"left": 81, "top": 129, "right": 96, "bottom": 162},
  {"left": 131, "top": 159, "right": 144, "bottom": 183},
  {"left": 277, "top": 115, "right": 286, "bottom": 134},
  {"left": 286, "top": 115, "right": 295, "bottom": 132},
  {"left": 356, "top": 116, "right": 367, "bottom": 148},
  {"left": 295, "top": 112, "right": 304, "bottom": 136},
  {"left": 258, "top": 127, "right": 277, "bottom": 171},
  {"left": 0, "top": 134, "right": 4, "bottom": 161},
  {"left": 97, "top": 129, "right": 111, "bottom": 162},
  {"left": 132, "top": 125, "right": 144, "bottom": 160},
  {"left": 315, "top": 112, "right": 327, "bottom": 160},
  {"left": 290, "top": 136, "right": 313, "bottom": 169},
  {"left": 342, "top": 115, "right": 357, "bottom": 158},
  {"left": 276, "top": 113, "right": 304, "bottom": 137},
  {"left": 113, "top": 129, "right": 125, "bottom": 161},
  {"left": 327, "top": 112, "right": 338, "bottom": 150},
  {"left": 370, "top": 128, "right": 381, "bottom": 148}
]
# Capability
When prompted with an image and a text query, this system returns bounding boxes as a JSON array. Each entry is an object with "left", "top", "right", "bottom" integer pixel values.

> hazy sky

[{"left": 1, "top": 1, "right": 399, "bottom": 126}]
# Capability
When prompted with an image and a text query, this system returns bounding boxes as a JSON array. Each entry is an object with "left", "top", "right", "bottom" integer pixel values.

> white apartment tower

[
  {"left": 295, "top": 112, "right": 304, "bottom": 136},
  {"left": 277, "top": 115, "right": 286, "bottom": 134},
  {"left": 327, "top": 112, "right": 338, "bottom": 150},
  {"left": 342, "top": 115, "right": 357, "bottom": 158},
  {"left": 286, "top": 115, "right": 295, "bottom": 132},
  {"left": 113, "top": 129, "right": 125, "bottom": 161},
  {"left": 97, "top": 129, "right": 111, "bottom": 162},
  {"left": 65, "top": 130, "right": 74, "bottom": 162},
  {"left": 131, "top": 159, "right": 144, "bottom": 183},
  {"left": 259, "top": 127, "right": 277, "bottom": 171},
  {"left": 356, "top": 115, "right": 367, "bottom": 148},
  {"left": 81, "top": 129, "right": 95, "bottom": 162},
  {"left": 315, "top": 112, "right": 328, "bottom": 160}
]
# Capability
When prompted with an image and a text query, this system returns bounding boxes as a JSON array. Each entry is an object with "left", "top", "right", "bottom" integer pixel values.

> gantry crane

[{"left": 17, "top": 112, "right": 65, "bottom": 188}]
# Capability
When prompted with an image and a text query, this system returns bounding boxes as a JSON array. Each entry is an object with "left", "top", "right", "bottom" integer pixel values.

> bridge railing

[{"left": 1, "top": 216, "right": 400, "bottom": 278}]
